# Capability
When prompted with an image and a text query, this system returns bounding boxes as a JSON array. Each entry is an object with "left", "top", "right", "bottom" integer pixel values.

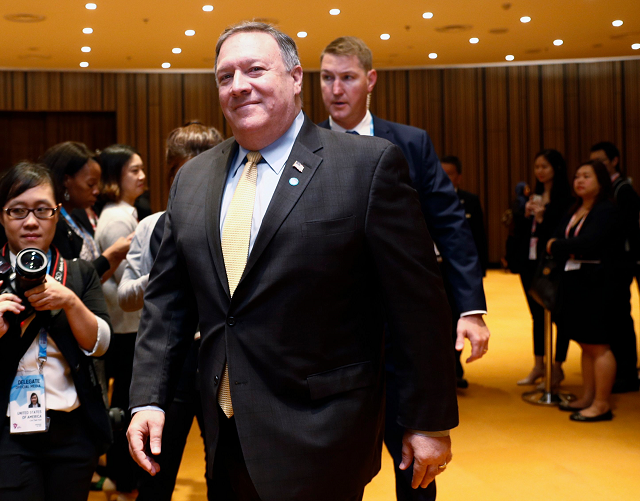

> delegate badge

[{"left": 9, "top": 372, "right": 47, "bottom": 434}]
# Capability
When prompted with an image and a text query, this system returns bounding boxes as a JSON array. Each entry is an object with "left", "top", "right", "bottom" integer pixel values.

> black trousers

[
  {"left": 209, "top": 406, "right": 365, "bottom": 501},
  {"left": 384, "top": 372, "right": 437, "bottom": 501},
  {"left": 0, "top": 409, "right": 99, "bottom": 501},
  {"left": 105, "top": 332, "right": 140, "bottom": 492},
  {"left": 611, "top": 273, "right": 639, "bottom": 384}
]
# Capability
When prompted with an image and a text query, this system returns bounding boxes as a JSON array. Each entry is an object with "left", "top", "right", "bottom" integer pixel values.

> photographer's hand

[
  {"left": 25, "top": 275, "right": 76, "bottom": 312},
  {"left": 24, "top": 276, "right": 98, "bottom": 351},
  {"left": 0, "top": 282, "right": 25, "bottom": 338}
]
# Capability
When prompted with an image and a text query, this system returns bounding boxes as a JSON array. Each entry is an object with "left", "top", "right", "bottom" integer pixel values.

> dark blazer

[
  {"left": 319, "top": 115, "right": 486, "bottom": 312},
  {"left": 457, "top": 189, "right": 489, "bottom": 275},
  {"left": 612, "top": 176, "right": 640, "bottom": 264},
  {"left": 131, "top": 116, "right": 458, "bottom": 501},
  {"left": 0, "top": 258, "right": 113, "bottom": 452}
]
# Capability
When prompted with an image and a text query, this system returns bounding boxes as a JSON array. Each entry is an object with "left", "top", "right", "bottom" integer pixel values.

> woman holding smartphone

[{"left": 514, "top": 149, "right": 573, "bottom": 387}]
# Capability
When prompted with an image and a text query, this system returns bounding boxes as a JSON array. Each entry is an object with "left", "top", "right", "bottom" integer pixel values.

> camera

[{"left": 0, "top": 247, "right": 48, "bottom": 321}]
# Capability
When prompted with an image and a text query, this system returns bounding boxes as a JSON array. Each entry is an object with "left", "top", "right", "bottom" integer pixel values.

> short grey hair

[{"left": 214, "top": 21, "right": 300, "bottom": 76}]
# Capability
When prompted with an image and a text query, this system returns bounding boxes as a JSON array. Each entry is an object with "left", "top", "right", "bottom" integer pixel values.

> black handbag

[{"left": 528, "top": 253, "right": 563, "bottom": 312}]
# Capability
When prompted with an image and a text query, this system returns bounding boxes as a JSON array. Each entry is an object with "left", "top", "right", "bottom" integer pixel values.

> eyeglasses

[{"left": 2, "top": 206, "right": 60, "bottom": 220}]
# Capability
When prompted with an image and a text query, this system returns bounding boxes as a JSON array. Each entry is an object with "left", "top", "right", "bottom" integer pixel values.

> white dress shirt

[
  {"left": 118, "top": 211, "right": 164, "bottom": 312},
  {"left": 95, "top": 200, "right": 141, "bottom": 334}
]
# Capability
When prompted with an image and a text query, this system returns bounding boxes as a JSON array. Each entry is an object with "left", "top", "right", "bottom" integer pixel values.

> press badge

[
  {"left": 9, "top": 329, "right": 49, "bottom": 434},
  {"left": 564, "top": 259, "right": 581, "bottom": 272},
  {"left": 529, "top": 237, "right": 538, "bottom": 260},
  {"left": 9, "top": 373, "right": 47, "bottom": 433}
]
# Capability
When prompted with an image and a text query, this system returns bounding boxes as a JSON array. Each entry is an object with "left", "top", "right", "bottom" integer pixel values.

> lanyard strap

[
  {"left": 37, "top": 328, "right": 47, "bottom": 373},
  {"left": 565, "top": 211, "right": 588, "bottom": 238}
]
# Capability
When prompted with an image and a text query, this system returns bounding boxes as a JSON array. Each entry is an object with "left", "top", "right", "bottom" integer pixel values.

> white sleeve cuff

[
  {"left": 132, "top": 405, "right": 165, "bottom": 415},
  {"left": 408, "top": 429, "right": 450, "bottom": 437},
  {"left": 459, "top": 310, "right": 487, "bottom": 317},
  {"left": 81, "top": 316, "right": 111, "bottom": 357}
]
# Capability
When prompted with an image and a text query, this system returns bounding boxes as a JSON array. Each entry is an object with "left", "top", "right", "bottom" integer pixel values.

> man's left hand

[
  {"left": 455, "top": 314, "right": 490, "bottom": 363},
  {"left": 399, "top": 432, "right": 452, "bottom": 489}
]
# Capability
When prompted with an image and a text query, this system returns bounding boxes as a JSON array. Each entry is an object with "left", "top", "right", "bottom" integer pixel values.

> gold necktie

[{"left": 218, "top": 151, "right": 261, "bottom": 418}]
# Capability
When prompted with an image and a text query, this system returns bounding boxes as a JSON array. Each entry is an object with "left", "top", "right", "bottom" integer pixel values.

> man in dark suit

[
  {"left": 127, "top": 22, "right": 458, "bottom": 501},
  {"left": 440, "top": 155, "right": 488, "bottom": 275},
  {"left": 589, "top": 141, "right": 640, "bottom": 393},
  {"left": 440, "top": 155, "right": 489, "bottom": 387},
  {"left": 319, "top": 36, "right": 490, "bottom": 501}
]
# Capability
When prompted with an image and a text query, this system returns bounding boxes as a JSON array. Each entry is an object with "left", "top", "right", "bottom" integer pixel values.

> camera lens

[{"left": 15, "top": 248, "right": 48, "bottom": 279}]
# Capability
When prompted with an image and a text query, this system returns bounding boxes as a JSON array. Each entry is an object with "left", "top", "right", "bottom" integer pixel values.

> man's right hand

[{"left": 127, "top": 410, "right": 165, "bottom": 475}]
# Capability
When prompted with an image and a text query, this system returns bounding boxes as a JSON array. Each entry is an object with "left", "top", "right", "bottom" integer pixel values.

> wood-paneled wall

[{"left": 1, "top": 60, "right": 639, "bottom": 264}]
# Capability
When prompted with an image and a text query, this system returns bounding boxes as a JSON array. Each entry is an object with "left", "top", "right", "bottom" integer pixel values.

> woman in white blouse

[
  {"left": 95, "top": 144, "right": 145, "bottom": 499},
  {"left": 0, "top": 162, "right": 112, "bottom": 501}
]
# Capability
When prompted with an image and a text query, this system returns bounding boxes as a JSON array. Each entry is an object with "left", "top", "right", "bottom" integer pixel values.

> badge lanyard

[
  {"left": 6, "top": 246, "right": 66, "bottom": 434},
  {"left": 565, "top": 211, "right": 588, "bottom": 238},
  {"left": 563, "top": 211, "right": 589, "bottom": 272},
  {"left": 9, "top": 329, "right": 49, "bottom": 434}
]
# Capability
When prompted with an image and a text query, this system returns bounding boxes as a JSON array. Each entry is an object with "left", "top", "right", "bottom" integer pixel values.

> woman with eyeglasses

[
  {"left": 39, "top": 141, "right": 132, "bottom": 281},
  {"left": 0, "top": 162, "right": 112, "bottom": 501},
  {"left": 95, "top": 144, "right": 146, "bottom": 500}
]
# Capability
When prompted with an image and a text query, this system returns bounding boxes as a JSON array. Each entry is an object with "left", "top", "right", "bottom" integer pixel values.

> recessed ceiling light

[
  {"left": 83, "top": 27, "right": 93, "bottom": 34},
  {"left": 85, "top": 3, "right": 97, "bottom": 9},
  {"left": 185, "top": 29, "right": 196, "bottom": 36},
  {"left": 172, "top": 48, "right": 182, "bottom": 54},
  {"left": 297, "top": 32, "right": 307, "bottom": 38},
  {"left": 632, "top": 43, "right": 640, "bottom": 50},
  {"left": 81, "top": 46, "right": 91, "bottom": 53},
  {"left": 329, "top": 9, "right": 340, "bottom": 16},
  {"left": 520, "top": 16, "right": 531, "bottom": 23},
  {"left": 423, "top": 12, "right": 434, "bottom": 19},
  {"left": 553, "top": 39, "right": 563, "bottom": 46},
  {"left": 429, "top": 53, "right": 438, "bottom": 59},
  {"left": 469, "top": 37, "right": 479, "bottom": 44},
  {"left": 202, "top": 5, "right": 214, "bottom": 11},
  {"left": 505, "top": 55, "right": 515, "bottom": 61},
  {"left": 612, "top": 20, "right": 623, "bottom": 27},
  {"left": 380, "top": 34, "right": 390, "bottom": 40},
  {"left": 162, "top": 62, "right": 171, "bottom": 69},
  {"left": 79, "top": 62, "right": 89, "bottom": 68}
]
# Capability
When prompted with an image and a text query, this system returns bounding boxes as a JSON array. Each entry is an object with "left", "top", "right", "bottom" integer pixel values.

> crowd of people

[
  {"left": 0, "top": 18, "right": 636, "bottom": 501},
  {"left": 507, "top": 141, "right": 640, "bottom": 422}
]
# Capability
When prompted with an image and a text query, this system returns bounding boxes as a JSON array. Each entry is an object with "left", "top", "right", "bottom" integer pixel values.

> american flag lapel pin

[{"left": 293, "top": 161, "right": 305, "bottom": 173}]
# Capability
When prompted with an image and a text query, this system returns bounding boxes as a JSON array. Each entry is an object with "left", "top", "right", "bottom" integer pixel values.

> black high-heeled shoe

[{"left": 569, "top": 410, "right": 613, "bottom": 422}]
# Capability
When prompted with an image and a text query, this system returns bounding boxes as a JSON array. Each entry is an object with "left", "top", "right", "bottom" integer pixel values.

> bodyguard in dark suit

[
  {"left": 589, "top": 142, "right": 640, "bottom": 393},
  {"left": 319, "top": 36, "right": 489, "bottom": 501},
  {"left": 128, "top": 22, "right": 458, "bottom": 501},
  {"left": 440, "top": 155, "right": 489, "bottom": 387},
  {"left": 440, "top": 156, "right": 488, "bottom": 275}
]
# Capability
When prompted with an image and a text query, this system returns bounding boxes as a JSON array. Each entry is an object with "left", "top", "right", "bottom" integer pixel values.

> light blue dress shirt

[{"left": 220, "top": 111, "right": 305, "bottom": 254}]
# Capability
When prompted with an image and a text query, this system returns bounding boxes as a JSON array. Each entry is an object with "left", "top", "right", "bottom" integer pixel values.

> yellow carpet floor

[{"left": 92, "top": 270, "right": 640, "bottom": 500}]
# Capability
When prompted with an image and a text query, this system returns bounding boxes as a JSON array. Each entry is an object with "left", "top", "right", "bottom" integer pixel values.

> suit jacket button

[
  {"left": 214, "top": 375, "right": 219, "bottom": 385},
  {"left": 227, "top": 317, "right": 236, "bottom": 326}
]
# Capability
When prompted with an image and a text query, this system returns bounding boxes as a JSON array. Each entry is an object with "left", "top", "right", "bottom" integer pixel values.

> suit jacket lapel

[
  {"left": 242, "top": 116, "right": 323, "bottom": 282},
  {"left": 371, "top": 114, "right": 394, "bottom": 142},
  {"left": 205, "top": 139, "right": 239, "bottom": 298}
]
